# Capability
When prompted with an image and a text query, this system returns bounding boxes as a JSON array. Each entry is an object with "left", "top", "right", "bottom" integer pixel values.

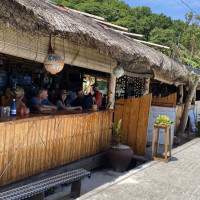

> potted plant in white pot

[{"left": 108, "top": 119, "right": 134, "bottom": 172}]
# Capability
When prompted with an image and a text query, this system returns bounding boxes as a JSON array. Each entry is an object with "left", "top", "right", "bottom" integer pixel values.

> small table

[{"left": 151, "top": 124, "right": 172, "bottom": 162}]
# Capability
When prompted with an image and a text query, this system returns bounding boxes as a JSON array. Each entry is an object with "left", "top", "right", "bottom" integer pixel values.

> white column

[
  {"left": 144, "top": 78, "right": 150, "bottom": 95},
  {"left": 108, "top": 73, "right": 116, "bottom": 109}
]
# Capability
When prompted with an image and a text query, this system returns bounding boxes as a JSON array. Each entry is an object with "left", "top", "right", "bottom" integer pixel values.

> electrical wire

[{"left": 179, "top": 0, "right": 200, "bottom": 17}]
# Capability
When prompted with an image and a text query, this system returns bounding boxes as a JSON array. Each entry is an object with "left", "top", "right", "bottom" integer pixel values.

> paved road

[{"left": 79, "top": 138, "right": 200, "bottom": 200}]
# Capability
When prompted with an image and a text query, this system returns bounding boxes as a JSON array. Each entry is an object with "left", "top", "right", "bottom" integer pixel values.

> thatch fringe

[{"left": 0, "top": 0, "right": 193, "bottom": 84}]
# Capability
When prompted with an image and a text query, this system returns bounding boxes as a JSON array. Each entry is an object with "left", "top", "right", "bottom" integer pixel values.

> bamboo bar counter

[{"left": 0, "top": 110, "right": 113, "bottom": 186}]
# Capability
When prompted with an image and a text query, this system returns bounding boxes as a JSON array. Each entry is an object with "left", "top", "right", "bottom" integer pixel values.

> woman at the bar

[
  {"left": 14, "top": 87, "right": 30, "bottom": 115},
  {"left": 56, "top": 89, "right": 82, "bottom": 110}
]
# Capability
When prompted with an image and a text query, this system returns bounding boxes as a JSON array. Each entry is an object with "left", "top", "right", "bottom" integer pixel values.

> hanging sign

[
  {"left": 113, "top": 66, "right": 124, "bottom": 78},
  {"left": 44, "top": 52, "right": 64, "bottom": 74}
]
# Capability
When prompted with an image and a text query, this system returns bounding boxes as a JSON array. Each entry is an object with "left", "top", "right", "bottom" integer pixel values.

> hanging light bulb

[
  {"left": 44, "top": 51, "right": 64, "bottom": 74},
  {"left": 113, "top": 65, "right": 124, "bottom": 78}
]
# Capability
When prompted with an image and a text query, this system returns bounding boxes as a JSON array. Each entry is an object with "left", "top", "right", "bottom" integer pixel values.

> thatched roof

[{"left": 0, "top": 0, "right": 189, "bottom": 84}]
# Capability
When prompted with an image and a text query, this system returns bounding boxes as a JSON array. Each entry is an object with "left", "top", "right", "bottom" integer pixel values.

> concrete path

[{"left": 78, "top": 138, "right": 200, "bottom": 200}]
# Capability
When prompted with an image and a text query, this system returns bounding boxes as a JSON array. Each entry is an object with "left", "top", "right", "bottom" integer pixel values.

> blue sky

[{"left": 123, "top": 0, "right": 200, "bottom": 21}]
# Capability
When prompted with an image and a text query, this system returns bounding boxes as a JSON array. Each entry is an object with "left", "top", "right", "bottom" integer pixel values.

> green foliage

[
  {"left": 149, "top": 28, "right": 175, "bottom": 46},
  {"left": 154, "top": 115, "right": 174, "bottom": 126},
  {"left": 51, "top": 0, "right": 200, "bottom": 69},
  {"left": 111, "top": 119, "right": 125, "bottom": 146},
  {"left": 172, "top": 43, "right": 200, "bottom": 69}
]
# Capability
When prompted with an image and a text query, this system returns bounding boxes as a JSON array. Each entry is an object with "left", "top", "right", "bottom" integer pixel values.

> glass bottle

[{"left": 11, "top": 99, "right": 16, "bottom": 116}]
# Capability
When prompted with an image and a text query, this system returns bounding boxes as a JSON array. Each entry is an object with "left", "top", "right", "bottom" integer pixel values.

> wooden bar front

[{"left": 0, "top": 110, "right": 113, "bottom": 186}]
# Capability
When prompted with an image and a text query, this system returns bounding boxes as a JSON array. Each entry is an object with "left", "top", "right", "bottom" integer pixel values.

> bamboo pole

[
  {"left": 134, "top": 39, "right": 171, "bottom": 50},
  {"left": 67, "top": 8, "right": 106, "bottom": 21},
  {"left": 93, "top": 19, "right": 128, "bottom": 32},
  {"left": 108, "top": 73, "right": 116, "bottom": 109},
  {"left": 110, "top": 29, "right": 144, "bottom": 39},
  {"left": 144, "top": 78, "right": 150, "bottom": 95}
]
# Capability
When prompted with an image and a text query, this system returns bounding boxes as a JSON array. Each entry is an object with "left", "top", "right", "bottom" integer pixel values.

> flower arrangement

[{"left": 154, "top": 115, "right": 174, "bottom": 126}]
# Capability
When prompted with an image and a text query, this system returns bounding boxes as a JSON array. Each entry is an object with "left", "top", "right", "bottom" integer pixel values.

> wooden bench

[{"left": 0, "top": 168, "right": 91, "bottom": 200}]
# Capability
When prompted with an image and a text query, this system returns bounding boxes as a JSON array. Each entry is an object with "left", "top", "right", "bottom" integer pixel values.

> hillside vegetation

[{"left": 52, "top": 0, "right": 200, "bottom": 69}]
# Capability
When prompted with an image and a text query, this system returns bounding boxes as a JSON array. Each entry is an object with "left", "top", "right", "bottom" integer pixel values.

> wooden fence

[
  {"left": 151, "top": 93, "right": 180, "bottom": 133},
  {"left": 114, "top": 94, "right": 152, "bottom": 155},
  {"left": 0, "top": 110, "right": 112, "bottom": 186},
  {"left": 151, "top": 93, "right": 177, "bottom": 108}
]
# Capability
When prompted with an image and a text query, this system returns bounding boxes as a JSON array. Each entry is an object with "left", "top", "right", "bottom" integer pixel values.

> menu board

[{"left": 147, "top": 106, "right": 176, "bottom": 145}]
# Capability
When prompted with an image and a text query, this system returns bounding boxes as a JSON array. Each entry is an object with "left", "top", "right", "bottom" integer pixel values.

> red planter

[{"left": 108, "top": 145, "right": 134, "bottom": 172}]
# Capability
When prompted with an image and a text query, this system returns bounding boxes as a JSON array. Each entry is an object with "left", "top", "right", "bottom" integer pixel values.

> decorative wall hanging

[
  {"left": 115, "top": 76, "right": 145, "bottom": 100},
  {"left": 44, "top": 51, "right": 64, "bottom": 74},
  {"left": 113, "top": 65, "right": 124, "bottom": 78},
  {"left": 44, "top": 35, "right": 64, "bottom": 74}
]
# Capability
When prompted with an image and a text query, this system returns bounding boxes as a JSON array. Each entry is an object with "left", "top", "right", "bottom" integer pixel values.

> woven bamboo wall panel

[
  {"left": 151, "top": 93, "right": 177, "bottom": 108},
  {"left": 114, "top": 94, "right": 152, "bottom": 155},
  {"left": 0, "top": 111, "right": 112, "bottom": 186},
  {"left": 0, "top": 22, "right": 116, "bottom": 73}
]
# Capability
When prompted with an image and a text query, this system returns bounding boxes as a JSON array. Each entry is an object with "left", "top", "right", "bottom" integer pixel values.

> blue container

[{"left": 11, "top": 99, "right": 16, "bottom": 116}]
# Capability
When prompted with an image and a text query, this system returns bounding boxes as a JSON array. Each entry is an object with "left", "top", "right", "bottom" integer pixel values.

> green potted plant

[
  {"left": 154, "top": 115, "right": 174, "bottom": 127},
  {"left": 108, "top": 119, "right": 134, "bottom": 172},
  {"left": 154, "top": 115, "right": 179, "bottom": 144}
]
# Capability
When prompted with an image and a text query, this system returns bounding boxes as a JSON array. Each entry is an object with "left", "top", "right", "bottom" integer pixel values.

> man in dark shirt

[
  {"left": 71, "top": 87, "right": 93, "bottom": 109},
  {"left": 29, "top": 88, "right": 57, "bottom": 112}
]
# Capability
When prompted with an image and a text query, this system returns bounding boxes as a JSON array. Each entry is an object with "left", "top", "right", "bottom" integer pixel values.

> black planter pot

[{"left": 108, "top": 145, "right": 134, "bottom": 172}]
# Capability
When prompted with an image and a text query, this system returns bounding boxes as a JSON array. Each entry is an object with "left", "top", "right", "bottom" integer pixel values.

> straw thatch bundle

[{"left": 0, "top": 0, "right": 191, "bottom": 84}]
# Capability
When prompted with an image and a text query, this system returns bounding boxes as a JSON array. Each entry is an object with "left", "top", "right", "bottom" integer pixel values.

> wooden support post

[
  {"left": 177, "top": 77, "right": 199, "bottom": 137},
  {"left": 187, "top": 118, "right": 191, "bottom": 138},
  {"left": 178, "top": 85, "right": 183, "bottom": 104},
  {"left": 165, "top": 128, "right": 168, "bottom": 162},
  {"left": 71, "top": 180, "right": 81, "bottom": 198},
  {"left": 156, "top": 128, "right": 160, "bottom": 156},
  {"left": 144, "top": 78, "right": 150, "bottom": 95},
  {"left": 192, "top": 90, "right": 196, "bottom": 104},
  {"left": 151, "top": 127, "right": 156, "bottom": 159},
  {"left": 169, "top": 127, "right": 172, "bottom": 158},
  {"left": 108, "top": 73, "right": 116, "bottom": 109}
]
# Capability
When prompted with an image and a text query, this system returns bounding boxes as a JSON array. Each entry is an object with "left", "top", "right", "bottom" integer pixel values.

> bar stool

[{"left": 151, "top": 124, "right": 172, "bottom": 162}]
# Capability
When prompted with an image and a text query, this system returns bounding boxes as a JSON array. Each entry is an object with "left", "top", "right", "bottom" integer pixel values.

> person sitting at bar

[
  {"left": 66, "top": 86, "right": 78, "bottom": 106},
  {"left": 5, "top": 88, "right": 14, "bottom": 106},
  {"left": 56, "top": 89, "right": 82, "bottom": 110},
  {"left": 29, "top": 87, "right": 57, "bottom": 112},
  {"left": 14, "top": 87, "right": 30, "bottom": 115},
  {"left": 87, "top": 82, "right": 102, "bottom": 108},
  {"left": 71, "top": 87, "right": 93, "bottom": 109}
]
